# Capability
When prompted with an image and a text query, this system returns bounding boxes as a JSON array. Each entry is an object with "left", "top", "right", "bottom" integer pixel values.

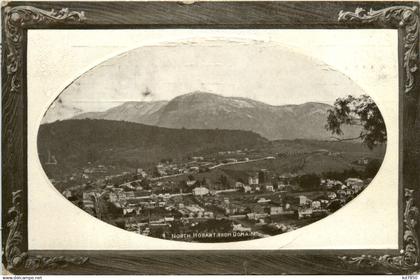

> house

[
  {"left": 346, "top": 178, "right": 364, "bottom": 187},
  {"left": 246, "top": 212, "right": 268, "bottom": 220},
  {"left": 156, "top": 169, "right": 167, "bottom": 176},
  {"left": 109, "top": 192, "right": 118, "bottom": 203},
  {"left": 235, "top": 182, "right": 245, "bottom": 189},
  {"left": 233, "top": 224, "right": 251, "bottom": 232},
  {"left": 165, "top": 204, "right": 175, "bottom": 211},
  {"left": 346, "top": 178, "right": 365, "bottom": 192},
  {"left": 192, "top": 156, "right": 204, "bottom": 161},
  {"left": 311, "top": 200, "right": 321, "bottom": 209},
  {"left": 186, "top": 180, "right": 197, "bottom": 187},
  {"left": 298, "top": 208, "right": 313, "bottom": 219},
  {"left": 242, "top": 185, "right": 252, "bottom": 193},
  {"left": 357, "top": 158, "right": 369, "bottom": 165},
  {"left": 352, "top": 184, "right": 364, "bottom": 193},
  {"left": 265, "top": 184, "right": 274, "bottom": 192},
  {"left": 268, "top": 223, "right": 288, "bottom": 232},
  {"left": 270, "top": 206, "right": 284, "bottom": 215},
  {"left": 248, "top": 175, "right": 259, "bottom": 185},
  {"left": 125, "top": 220, "right": 139, "bottom": 230},
  {"left": 185, "top": 205, "right": 205, "bottom": 217},
  {"left": 257, "top": 198, "right": 271, "bottom": 203},
  {"left": 278, "top": 174, "right": 290, "bottom": 184},
  {"left": 336, "top": 190, "right": 346, "bottom": 197},
  {"left": 82, "top": 192, "right": 95, "bottom": 209},
  {"left": 189, "top": 166, "right": 199, "bottom": 172},
  {"left": 345, "top": 189, "right": 355, "bottom": 196},
  {"left": 125, "top": 191, "right": 135, "bottom": 199},
  {"left": 178, "top": 209, "right": 189, "bottom": 217},
  {"left": 320, "top": 199, "right": 329, "bottom": 206},
  {"left": 204, "top": 211, "right": 214, "bottom": 218},
  {"left": 192, "top": 187, "right": 209, "bottom": 196},
  {"left": 83, "top": 192, "right": 95, "bottom": 200},
  {"left": 137, "top": 168, "right": 148, "bottom": 178},
  {"left": 299, "top": 195, "right": 310, "bottom": 205},
  {"left": 122, "top": 183, "right": 135, "bottom": 190},
  {"left": 123, "top": 207, "right": 136, "bottom": 216},
  {"left": 253, "top": 204, "right": 266, "bottom": 214},
  {"left": 277, "top": 183, "right": 287, "bottom": 191},
  {"left": 62, "top": 190, "right": 72, "bottom": 199},
  {"left": 322, "top": 179, "right": 344, "bottom": 189},
  {"left": 164, "top": 216, "right": 175, "bottom": 222},
  {"left": 117, "top": 191, "right": 127, "bottom": 201}
]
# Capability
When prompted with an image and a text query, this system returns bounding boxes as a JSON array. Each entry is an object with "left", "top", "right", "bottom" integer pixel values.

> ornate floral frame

[{"left": 2, "top": 1, "right": 419, "bottom": 275}]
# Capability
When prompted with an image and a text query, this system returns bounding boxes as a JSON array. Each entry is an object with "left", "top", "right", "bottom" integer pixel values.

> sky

[{"left": 43, "top": 39, "right": 366, "bottom": 123}]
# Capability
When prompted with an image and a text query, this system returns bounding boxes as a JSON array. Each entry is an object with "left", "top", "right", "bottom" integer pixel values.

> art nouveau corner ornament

[
  {"left": 4, "top": 190, "right": 89, "bottom": 271},
  {"left": 339, "top": 6, "right": 419, "bottom": 96},
  {"left": 2, "top": 4, "right": 420, "bottom": 274},
  {"left": 3, "top": 6, "right": 86, "bottom": 97},
  {"left": 339, "top": 189, "right": 419, "bottom": 273}
]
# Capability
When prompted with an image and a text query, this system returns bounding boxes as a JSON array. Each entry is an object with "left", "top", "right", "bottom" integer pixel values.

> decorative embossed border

[
  {"left": 337, "top": 6, "right": 419, "bottom": 274},
  {"left": 2, "top": 1, "right": 419, "bottom": 275}
]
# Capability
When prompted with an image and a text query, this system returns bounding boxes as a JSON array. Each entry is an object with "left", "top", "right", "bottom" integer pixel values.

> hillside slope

[{"left": 37, "top": 119, "right": 268, "bottom": 170}]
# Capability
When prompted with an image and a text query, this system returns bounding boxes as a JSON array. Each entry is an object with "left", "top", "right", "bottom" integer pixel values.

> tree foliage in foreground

[{"left": 325, "top": 95, "right": 387, "bottom": 149}]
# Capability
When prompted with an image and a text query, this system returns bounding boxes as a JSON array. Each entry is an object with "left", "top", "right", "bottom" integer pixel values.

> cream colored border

[{"left": 27, "top": 29, "right": 399, "bottom": 250}]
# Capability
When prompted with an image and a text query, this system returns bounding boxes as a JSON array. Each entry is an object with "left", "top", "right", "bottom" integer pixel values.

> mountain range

[{"left": 72, "top": 91, "right": 361, "bottom": 140}]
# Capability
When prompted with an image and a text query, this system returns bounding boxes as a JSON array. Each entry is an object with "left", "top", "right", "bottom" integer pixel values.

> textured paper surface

[{"left": 27, "top": 29, "right": 399, "bottom": 250}]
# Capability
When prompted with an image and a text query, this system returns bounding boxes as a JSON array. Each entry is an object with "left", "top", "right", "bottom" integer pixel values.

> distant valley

[{"left": 38, "top": 118, "right": 383, "bottom": 184}]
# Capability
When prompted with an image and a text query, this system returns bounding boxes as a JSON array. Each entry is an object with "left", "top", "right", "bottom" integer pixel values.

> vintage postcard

[
  {"left": 2, "top": 0, "right": 419, "bottom": 275},
  {"left": 29, "top": 29, "right": 397, "bottom": 250}
]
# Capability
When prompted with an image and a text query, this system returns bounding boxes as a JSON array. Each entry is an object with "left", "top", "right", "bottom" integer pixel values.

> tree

[
  {"left": 219, "top": 174, "right": 229, "bottom": 188},
  {"left": 86, "top": 148, "right": 99, "bottom": 163},
  {"left": 328, "top": 200, "right": 342, "bottom": 213},
  {"left": 325, "top": 95, "right": 386, "bottom": 149},
  {"left": 258, "top": 170, "right": 267, "bottom": 184},
  {"left": 298, "top": 174, "right": 320, "bottom": 190},
  {"left": 201, "top": 177, "right": 207, "bottom": 186},
  {"left": 364, "top": 159, "right": 382, "bottom": 178}
]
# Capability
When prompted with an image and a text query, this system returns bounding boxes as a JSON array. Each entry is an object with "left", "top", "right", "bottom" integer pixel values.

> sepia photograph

[
  {"left": 2, "top": 0, "right": 418, "bottom": 276},
  {"left": 37, "top": 38, "right": 387, "bottom": 243}
]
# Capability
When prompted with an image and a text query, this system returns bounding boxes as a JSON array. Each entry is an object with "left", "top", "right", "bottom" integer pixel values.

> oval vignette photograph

[{"left": 37, "top": 40, "right": 387, "bottom": 243}]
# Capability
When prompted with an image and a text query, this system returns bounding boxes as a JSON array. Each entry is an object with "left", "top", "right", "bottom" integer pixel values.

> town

[{"left": 54, "top": 147, "right": 376, "bottom": 242}]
